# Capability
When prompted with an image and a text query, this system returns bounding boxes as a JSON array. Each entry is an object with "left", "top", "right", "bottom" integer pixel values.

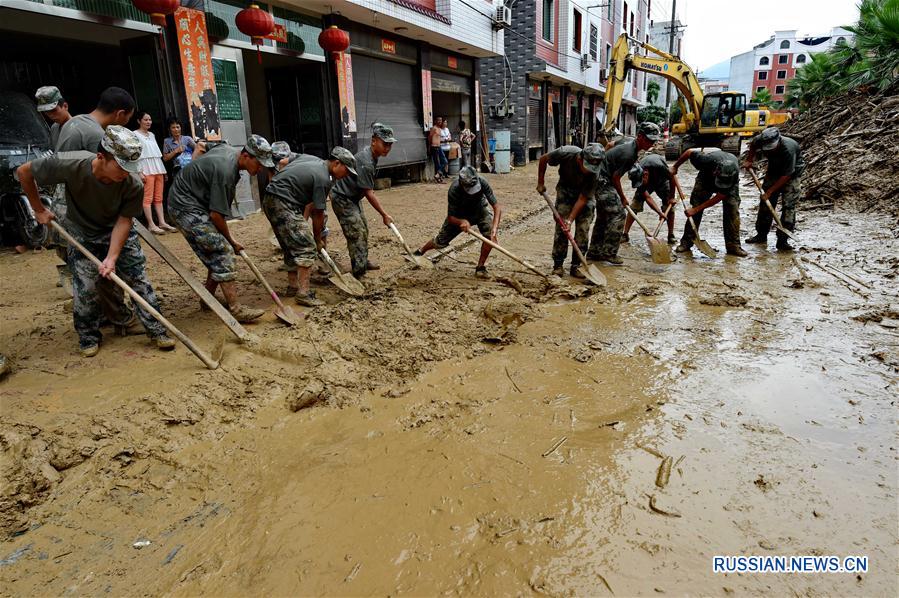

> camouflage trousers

[
  {"left": 68, "top": 230, "right": 166, "bottom": 349},
  {"left": 552, "top": 187, "right": 595, "bottom": 268},
  {"left": 434, "top": 207, "right": 494, "bottom": 248},
  {"left": 756, "top": 174, "right": 801, "bottom": 242},
  {"left": 586, "top": 183, "right": 625, "bottom": 260},
  {"left": 262, "top": 193, "right": 316, "bottom": 270},
  {"left": 169, "top": 208, "right": 237, "bottom": 282},
  {"left": 331, "top": 193, "right": 369, "bottom": 276},
  {"left": 680, "top": 177, "right": 741, "bottom": 247},
  {"left": 53, "top": 194, "right": 132, "bottom": 324}
]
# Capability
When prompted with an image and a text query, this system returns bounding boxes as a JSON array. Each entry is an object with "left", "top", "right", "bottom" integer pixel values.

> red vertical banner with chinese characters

[
  {"left": 334, "top": 52, "right": 357, "bottom": 138},
  {"left": 421, "top": 69, "right": 432, "bottom": 132},
  {"left": 175, "top": 7, "right": 221, "bottom": 141}
]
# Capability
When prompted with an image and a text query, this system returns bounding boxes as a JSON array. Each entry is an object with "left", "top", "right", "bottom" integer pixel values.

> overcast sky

[{"left": 667, "top": 0, "right": 861, "bottom": 73}]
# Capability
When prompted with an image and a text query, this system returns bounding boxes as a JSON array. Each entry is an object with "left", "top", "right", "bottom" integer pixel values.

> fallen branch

[{"left": 541, "top": 436, "right": 568, "bottom": 457}]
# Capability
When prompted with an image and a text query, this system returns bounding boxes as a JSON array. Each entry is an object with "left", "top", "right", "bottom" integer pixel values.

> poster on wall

[
  {"left": 175, "top": 7, "right": 221, "bottom": 140},
  {"left": 421, "top": 69, "right": 433, "bottom": 131},
  {"left": 335, "top": 53, "right": 357, "bottom": 137}
]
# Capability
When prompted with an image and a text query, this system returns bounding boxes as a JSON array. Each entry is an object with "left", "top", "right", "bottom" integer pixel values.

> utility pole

[{"left": 665, "top": 0, "right": 677, "bottom": 113}]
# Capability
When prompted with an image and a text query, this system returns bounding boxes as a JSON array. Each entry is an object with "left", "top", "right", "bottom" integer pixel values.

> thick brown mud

[{"left": 1, "top": 162, "right": 897, "bottom": 596}]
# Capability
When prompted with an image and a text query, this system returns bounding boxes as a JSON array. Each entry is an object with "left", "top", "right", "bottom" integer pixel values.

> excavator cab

[{"left": 700, "top": 92, "right": 747, "bottom": 130}]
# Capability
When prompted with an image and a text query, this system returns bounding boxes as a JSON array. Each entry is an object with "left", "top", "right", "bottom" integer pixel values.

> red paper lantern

[
  {"left": 318, "top": 25, "right": 350, "bottom": 57},
  {"left": 236, "top": 3, "right": 274, "bottom": 64},
  {"left": 236, "top": 4, "right": 275, "bottom": 47},
  {"left": 133, "top": 0, "right": 179, "bottom": 28}
]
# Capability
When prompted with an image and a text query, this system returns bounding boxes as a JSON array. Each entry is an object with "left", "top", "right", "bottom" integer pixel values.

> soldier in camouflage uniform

[
  {"left": 671, "top": 149, "right": 747, "bottom": 257},
  {"left": 587, "top": 122, "right": 661, "bottom": 265},
  {"left": 623, "top": 153, "right": 678, "bottom": 244},
  {"left": 168, "top": 135, "right": 275, "bottom": 322},
  {"left": 35, "top": 85, "right": 71, "bottom": 151},
  {"left": 330, "top": 123, "right": 397, "bottom": 278},
  {"left": 743, "top": 127, "right": 805, "bottom": 251},
  {"left": 264, "top": 147, "right": 356, "bottom": 306},
  {"left": 414, "top": 166, "right": 503, "bottom": 278},
  {"left": 18, "top": 126, "right": 175, "bottom": 357},
  {"left": 536, "top": 143, "right": 604, "bottom": 277}
]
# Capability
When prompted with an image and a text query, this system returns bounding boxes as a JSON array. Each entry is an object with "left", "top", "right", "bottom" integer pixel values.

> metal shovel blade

[
  {"left": 320, "top": 248, "right": 365, "bottom": 297},
  {"left": 404, "top": 254, "right": 434, "bottom": 269},
  {"left": 579, "top": 263, "right": 607, "bottom": 286},
  {"left": 328, "top": 273, "right": 365, "bottom": 297},
  {"left": 694, "top": 238, "right": 717, "bottom": 258},
  {"left": 647, "top": 236, "right": 673, "bottom": 264},
  {"left": 273, "top": 302, "right": 300, "bottom": 326}
]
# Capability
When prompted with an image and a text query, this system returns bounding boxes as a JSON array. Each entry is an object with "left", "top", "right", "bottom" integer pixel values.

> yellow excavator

[{"left": 603, "top": 34, "right": 774, "bottom": 160}]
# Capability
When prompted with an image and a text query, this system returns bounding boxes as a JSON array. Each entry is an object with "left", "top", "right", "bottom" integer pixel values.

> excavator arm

[{"left": 603, "top": 34, "right": 706, "bottom": 134}]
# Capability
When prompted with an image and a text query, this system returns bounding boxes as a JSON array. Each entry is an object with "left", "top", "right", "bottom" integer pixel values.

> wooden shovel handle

[
  {"left": 239, "top": 250, "right": 287, "bottom": 310},
  {"left": 673, "top": 178, "right": 703, "bottom": 236},
  {"left": 540, "top": 191, "right": 591, "bottom": 267},
  {"left": 746, "top": 168, "right": 797, "bottom": 241},
  {"left": 51, "top": 221, "right": 219, "bottom": 369},
  {"left": 651, "top": 203, "right": 673, "bottom": 238},
  {"left": 465, "top": 228, "right": 546, "bottom": 278},
  {"left": 624, "top": 203, "right": 654, "bottom": 236}
]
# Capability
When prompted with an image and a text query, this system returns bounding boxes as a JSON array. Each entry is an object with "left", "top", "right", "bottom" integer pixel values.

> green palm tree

[
  {"left": 847, "top": 0, "right": 899, "bottom": 90},
  {"left": 752, "top": 88, "right": 773, "bottom": 105}
]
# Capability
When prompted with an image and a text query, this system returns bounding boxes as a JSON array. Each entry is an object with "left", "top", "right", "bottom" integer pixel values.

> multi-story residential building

[
  {"left": 481, "top": 0, "right": 649, "bottom": 165},
  {"left": 1, "top": 0, "right": 503, "bottom": 208},
  {"left": 647, "top": 19, "right": 684, "bottom": 110},
  {"left": 729, "top": 27, "right": 853, "bottom": 103}
]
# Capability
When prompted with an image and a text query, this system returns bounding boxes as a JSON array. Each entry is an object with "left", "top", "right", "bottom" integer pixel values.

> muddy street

[{"left": 1, "top": 162, "right": 897, "bottom": 596}]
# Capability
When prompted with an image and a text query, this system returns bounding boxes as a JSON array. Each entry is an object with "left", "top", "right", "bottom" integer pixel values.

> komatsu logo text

[{"left": 638, "top": 61, "right": 663, "bottom": 72}]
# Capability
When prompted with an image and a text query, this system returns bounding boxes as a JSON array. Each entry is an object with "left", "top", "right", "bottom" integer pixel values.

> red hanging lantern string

[{"left": 236, "top": 4, "right": 275, "bottom": 64}]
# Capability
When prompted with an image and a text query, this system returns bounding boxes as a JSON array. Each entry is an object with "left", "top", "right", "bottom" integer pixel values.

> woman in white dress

[{"left": 133, "top": 111, "right": 175, "bottom": 233}]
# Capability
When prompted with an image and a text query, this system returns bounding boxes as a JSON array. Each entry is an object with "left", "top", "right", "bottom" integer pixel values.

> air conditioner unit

[
  {"left": 600, "top": 68, "right": 608, "bottom": 82},
  {"left": 493, "top": 5, "right": 512, "bottom": 29},
  {"left": 581, "top": 54, "right": 590, "bottom": 71}
]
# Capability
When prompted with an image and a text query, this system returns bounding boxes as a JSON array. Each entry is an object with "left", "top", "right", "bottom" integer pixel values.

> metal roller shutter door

[
  {"left": 351, "top": 54, "right": 425, "bottom": 167},
  {"left": 528, "top": 97, "right": 544, "bottom": 147}
]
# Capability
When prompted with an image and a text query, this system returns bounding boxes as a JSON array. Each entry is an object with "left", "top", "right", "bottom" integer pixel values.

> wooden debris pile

[{"left": 781, "top": 85, "right": 899, "bottom": 216}]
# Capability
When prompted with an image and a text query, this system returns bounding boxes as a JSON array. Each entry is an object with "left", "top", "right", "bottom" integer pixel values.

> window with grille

[
  {"left": 590, "top": 24, "right": 598, "bottom": 60},
  {"left": 542, "top": 0, "right": 554, "bottom": 42}
]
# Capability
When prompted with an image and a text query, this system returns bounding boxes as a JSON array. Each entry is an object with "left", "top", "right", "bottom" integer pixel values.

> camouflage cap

[
  {"left": 714, "top": 157, "right": 739, "bottom": 190},
  {"left": 101, "top": 125, "right": 142, "bottom": 173},
  {"left": 329, "top": 146, "right": 358, "bottom": 176},
  {"left": 371, "top": 122, "right": 397, "bottom": 143},
  {"left": 628, "top": 162, "right": 645, "bottom": 186},
  {"left": 757, "top": 126, "right": 781, "bottom": 150},
  {"left": 245, "top": 134, "right": 275, "bottom": 167},
  {"left": 637, "top": 121, "right": 662, "bottom": 141},
  {"left": 580, "top": 143, "right": 605, "bottom": 174},
  {"left": 271, "top": 141, "right": 292, "bottom": 162},
  {"left": 458, "top": 165, "right": 482, "bottom": 194},
  {"left": 35, "top": 86, "right": 63, "bottom": 112}
]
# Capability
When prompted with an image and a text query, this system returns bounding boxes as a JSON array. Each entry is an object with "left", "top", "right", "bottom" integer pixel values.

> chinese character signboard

[
  {"left": 381, "top": 39, "right": 396, "bottom": 54},
  {"left": 447, "top": 56, "right": 457, "bottom": 69},
  {"left": 334, "top": 53, "right": 357, "bottom": 137},
  {"left": 421, "top": 69, "right": 433, "bottom": 132},
  {"left": 266, "top": 24, "right": 288, "bottom": 43},
  {"left": 175, "top": 8, "right": 221, "bottom": 140}
]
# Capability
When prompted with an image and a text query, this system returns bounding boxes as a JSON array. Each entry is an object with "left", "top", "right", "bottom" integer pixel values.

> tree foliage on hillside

[{"left": 787, "top": 0, "right": 899, "bottom": 109}]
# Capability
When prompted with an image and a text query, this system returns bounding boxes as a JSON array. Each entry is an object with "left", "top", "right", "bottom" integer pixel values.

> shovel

[
  {"left": 51, "top": 221, "right": 219, "bottom": 369},
  {"left": 673, "top": 179, "right": 717, "bottom": 258},
  {"left": 746, "top": 168, "right": 798, "bottom": 242},
  {"left": 464, "top": 229, "right": 547, "bottom": 279},
  {"left": 238, "top": 250, "right": 301, "bottom": 326},
  {"left": 319, "top": 248, "right": 365, "bottom": 297},
  {"left": 388, "top": 222, "right": 433, "bottom": 269},
  {"left": 540, "top": 191, "right": 606, "bottom": 286},
  {"left": 624, "top": 204, "right": 671, "bottom": 264},
  {"left": 651, "top": 203, "right": 674, "bottom": 238}
]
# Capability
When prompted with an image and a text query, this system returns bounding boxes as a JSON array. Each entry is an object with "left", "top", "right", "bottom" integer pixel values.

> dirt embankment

[{"left": 781, "top": 85, "right": 899, "bottom": 216}]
